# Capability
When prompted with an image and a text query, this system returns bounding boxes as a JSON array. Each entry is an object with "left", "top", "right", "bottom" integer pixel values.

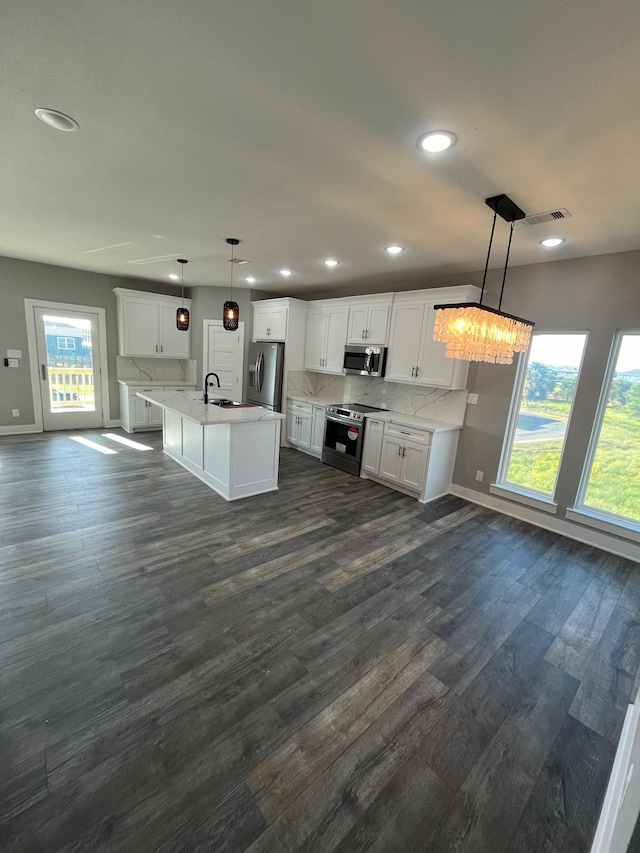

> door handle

[{"left": 41, "top": 364, "right": 47, "bottom": 380}]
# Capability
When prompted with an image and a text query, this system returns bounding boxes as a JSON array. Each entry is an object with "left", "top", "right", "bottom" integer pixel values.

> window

[
  {"left": 576, "top": 332, "right": 640, "bottom": 528},
  {"left": 496, "top": 332, "right": 587, "bottom": 501},
  {"left": 57, "top": 336, "right": 76, "bottom": 350}
]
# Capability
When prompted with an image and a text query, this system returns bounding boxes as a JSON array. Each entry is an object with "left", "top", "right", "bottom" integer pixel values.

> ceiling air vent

[
  {"left": 228, "top": 258, "right": 251, "bottom": 265},
  {"left": 521, "top": 208, "right": 572, "bottom": 226}
]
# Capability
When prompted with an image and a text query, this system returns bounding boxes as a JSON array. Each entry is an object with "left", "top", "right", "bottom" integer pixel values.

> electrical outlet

[
  {"left": 468, "top": 393, "right": 478, "bottom": 405},
  {"left": 475, "top": 470, "right": 484, "bottom": 482},
  {"left": 12, "top": 409, "right": 20, "bottom": 418}
]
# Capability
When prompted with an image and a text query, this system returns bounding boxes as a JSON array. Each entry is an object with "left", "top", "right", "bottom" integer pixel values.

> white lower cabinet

[
  {"left": 287, "top": 400, "right": 326, "bottom": 458},
  {"left": 362, "top": 418, "right": 460, "bottom": 503},
  {"left": 120, "top": 384, "right": 196, "bottom": 432},
  {"left": 311, "top": 405, "right": 326, "bottom": 455},
  {"left": 287, "top": 401, "right": 313, "bottom": 451},
  {"left": 361, "top": 418, "right": 384, "bottom": 475},
  {"left": 379, "top": 432, "right": 429, "bottom": 490}
]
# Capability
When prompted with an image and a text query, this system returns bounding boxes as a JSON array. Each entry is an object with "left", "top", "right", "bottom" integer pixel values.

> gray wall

[
  {"left": 188, "top": 286, "right": 254, "bottom": 396},
  {"left": 450, "top": 249, "right": 640, "bottom": 519},
  {"left": 0, "top": 256, "right": 182, "bottom": 427}
]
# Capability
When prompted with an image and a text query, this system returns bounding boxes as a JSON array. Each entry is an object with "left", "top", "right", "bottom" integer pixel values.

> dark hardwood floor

[{"left": 1, "top": 428, "right": 639, "bottom": 852}]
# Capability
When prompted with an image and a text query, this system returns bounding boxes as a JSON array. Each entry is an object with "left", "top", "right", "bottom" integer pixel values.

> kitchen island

[{"left": 137, "top": 389, "right": 286, "bottom": 501}]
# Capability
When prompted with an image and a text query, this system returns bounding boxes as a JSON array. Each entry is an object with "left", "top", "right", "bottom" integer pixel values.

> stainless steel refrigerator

[{"left": 246, "top": 341, "right": 285, "bottom": 411}]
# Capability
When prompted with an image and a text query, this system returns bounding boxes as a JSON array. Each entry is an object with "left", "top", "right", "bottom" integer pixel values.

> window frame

[
  {"left": 568, "top": 330, "right": 640, "bottom": 538},
  {"left": 492, "top": 329, "right": 589, "bottom": 511},
  {"left": 57, "top": 336, "right": 76, "bottom": 350}
]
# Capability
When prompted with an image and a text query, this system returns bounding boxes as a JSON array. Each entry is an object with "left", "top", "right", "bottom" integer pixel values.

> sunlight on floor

[
  {"left": 69, "top": 436, "right": 117, "bottom": 454},
  {"left": 102, "top": 433, "right": 153, "bottom": 451}
]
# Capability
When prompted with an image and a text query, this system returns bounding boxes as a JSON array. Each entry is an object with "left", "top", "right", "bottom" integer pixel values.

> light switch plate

[
  {"left": 468, "top": 393, "right": 478, "bottom": 405},
  {"left": 7, "top": 349, "right": 22, "bottom": 359},
  {"left": 7, "top": 358, "right": 19, "bottom": 368}
]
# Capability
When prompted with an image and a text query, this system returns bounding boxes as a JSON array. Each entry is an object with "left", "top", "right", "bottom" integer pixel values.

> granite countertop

[
  {"left": 137, "top": 390, "right": 286, "bottom": 425},
  {"left": 118, "top": 380, "right": 197, "bottom": 386},
  {"left": 287, "top": 394, "right": 461, "bottom": 433},
  {"left": 287, "top": 394, "right": 336, "bottom": 406},
  {"left": 363, "top": 411, "right": 462, "bottom": 432}
]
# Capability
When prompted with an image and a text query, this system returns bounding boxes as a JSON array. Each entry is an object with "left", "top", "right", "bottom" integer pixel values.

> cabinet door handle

[
  {"left": 411, "top": 366, "right": 415, "bottom": 377},
  {"left": 402, "top": 447, "right": 406, "bottom": 457},
  {"left": 155, "top": 345, "right": 158, "bottom": 353},
  {"left": 365, "top": 329, "right": 368, "bottom": 339},
  {"left": 361, "top": 330, "right": 365, "bottom": 340},
  {"left": 415, "top": 366, "right": 419, "bottom": 377},
  {"left": 160, "top": 345, "right": 163, "bottom": 353},
  {"left": 397, "top": 445, "right": 402, "bottom": 457}
]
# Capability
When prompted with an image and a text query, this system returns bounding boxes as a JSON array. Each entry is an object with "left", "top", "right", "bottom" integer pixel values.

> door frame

[
  {"left": 202, "top": 318, "right": 245, "bottom": 398},
  {"left": 25, "top": 298, "right": 112, "bottom": 432}
]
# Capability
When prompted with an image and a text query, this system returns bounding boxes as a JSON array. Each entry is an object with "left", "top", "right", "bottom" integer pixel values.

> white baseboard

[
  {"left": 449, "top": 484, "right": 640, "bottom": 563},
  {"left": 104, "top": 419, "right": 122, "bottom": 428},
  {"left": 0, "top": 423, "right": 41, "bottom": 436}
]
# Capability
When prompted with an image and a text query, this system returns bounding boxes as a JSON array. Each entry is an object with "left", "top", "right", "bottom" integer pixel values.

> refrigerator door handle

[{"left": 256, "top": 351, "right": 264, "bottom": 393}]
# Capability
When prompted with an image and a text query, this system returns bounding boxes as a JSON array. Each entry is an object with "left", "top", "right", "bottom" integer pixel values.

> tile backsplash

[
  {"left": 117, "top": 356, "right": 197, "bottom": 384},
  {"left": 287, "top": 370, "right": 468, "bottom": 425}
]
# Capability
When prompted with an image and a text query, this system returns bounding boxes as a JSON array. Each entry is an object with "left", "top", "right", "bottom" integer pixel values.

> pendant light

[
  {"left": 433, "top": 194, "right": 534, "bottom": 364},
  {"left": 176, "top": 258, "right": 190, "bottom": 331},
  {"left": 223, "top": 238, "right": 240, "bottom": 331}
]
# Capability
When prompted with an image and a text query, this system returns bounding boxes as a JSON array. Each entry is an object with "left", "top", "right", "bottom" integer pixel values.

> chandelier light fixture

[
  {"left": 433, "top": 194, "right": 534, "bottom": 364},
  {"left": 176, "top": 258, "right": 190, "bottom": 331},
  {"left": 223, "top": 238, "right": 240, "bottom": 331}
]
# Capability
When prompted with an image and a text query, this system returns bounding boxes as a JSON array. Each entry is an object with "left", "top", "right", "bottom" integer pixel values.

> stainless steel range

[{"left": 322, "top": 403, "right": 386, "bottom": 476}]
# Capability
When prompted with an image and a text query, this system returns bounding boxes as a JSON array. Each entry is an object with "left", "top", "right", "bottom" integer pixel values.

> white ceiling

[{"left": 2, "top": 0, "right": 639, "bottom": 293}]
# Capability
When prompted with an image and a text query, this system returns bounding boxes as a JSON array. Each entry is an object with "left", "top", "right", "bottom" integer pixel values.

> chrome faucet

[{"left": 203, "top": 372, "right": 220, "bottom": 404}]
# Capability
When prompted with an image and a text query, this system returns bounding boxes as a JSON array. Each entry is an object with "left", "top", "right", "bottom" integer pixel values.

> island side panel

[
  {"left": 203, "top": 424, "right": 232, "bottom": 500},
  {"left": 182, "top": 418, "right": 204, "bottom": 469},
  {"left": 422, "top": 428, "right": 460, "bottom": 503},
  {"left": 164, "top": 410, "right": 183, "bottom": 455},
  {"left": 228, "top": 420, "right": 281, "bottom": 500}
]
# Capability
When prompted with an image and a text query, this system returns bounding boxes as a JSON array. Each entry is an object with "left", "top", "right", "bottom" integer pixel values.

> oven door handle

[{"left": 325, "top": 415, "right": 358, "bottom": 426}]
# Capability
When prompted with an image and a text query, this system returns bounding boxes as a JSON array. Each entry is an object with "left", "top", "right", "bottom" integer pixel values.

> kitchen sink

[{"left": 208, "top": 399, "right": 242, "bottom": 407}]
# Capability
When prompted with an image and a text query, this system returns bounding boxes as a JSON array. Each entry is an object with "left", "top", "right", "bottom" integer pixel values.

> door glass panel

[{"left": 43, "top": 315, "right": 96, "bottom": 414}]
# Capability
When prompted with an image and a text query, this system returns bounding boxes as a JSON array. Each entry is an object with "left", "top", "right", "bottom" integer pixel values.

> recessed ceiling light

[
  {"left": 279, "top": 269, "right": 293, "bottom": 276},
  {"left": 246, "top": 277, "right": 256, "bottom": 283},
  {"left": 324, "top": 259, "right": 339, "bottom": 267},
  {"left": 168, "top": 273, "right": 179, "bottom": 280},
  {"left": 385, "top": 245, "right": 404, "bottom": 255},
  {"left": 34, "top": 108, "right": 79, "bottom": 132},
  {"left": 417, "top": 131, "right": 456, "bottom": 153},
  {"left": 541, "top": 237, "right": 565, "bottom": 248}
]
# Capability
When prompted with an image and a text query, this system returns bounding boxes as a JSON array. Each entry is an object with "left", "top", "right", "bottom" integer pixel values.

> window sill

[
  {"left": 489, "top": 483, "right": 559, "bottom": 515},
  {"left": 565, "top": 507, "right": 640, "bottom": 544}
]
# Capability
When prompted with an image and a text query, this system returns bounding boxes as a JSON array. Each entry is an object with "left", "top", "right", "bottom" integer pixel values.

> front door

[
  {"left": 203, "top": 320, "right": 244, "bottom": 400},
  {"left": 33, "top": 306, "right": 104, "bottom": 431}
]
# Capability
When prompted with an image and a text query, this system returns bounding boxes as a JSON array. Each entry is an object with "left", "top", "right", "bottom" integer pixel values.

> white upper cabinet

[
  {"left": 304, "top": 303, "right": 348, "bottom": 373},
  {"left": 346, "top": 300, "right": 391, "bottom": 345},
  {"left": 114, "top": 289, "right": 191, "bottom": 358},
  {"left": 253, "top": 304, "right": 288, "bottom": 341},
  {"left": 386, "top": 286, "right": 480, "bottom": 390}
]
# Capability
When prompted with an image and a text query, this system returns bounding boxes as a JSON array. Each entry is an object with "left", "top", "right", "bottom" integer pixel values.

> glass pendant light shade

[
  {"left": 176, "top": 258, "right": 190, "bottom": 331},
  {"left": 223, "top": 300, "right": 239, "bottom": 331},
  {"left": 433, "top": 194, "right": 534, "bottom": 364},
  {"left": 176, "top": 306, "right": 190, "bottom": 331},
  {"left": 223, "top": 238, "right": 240, "bottom": 331},
  {"left": 433, "top": 303, "right": 533, "bottom": 364}
]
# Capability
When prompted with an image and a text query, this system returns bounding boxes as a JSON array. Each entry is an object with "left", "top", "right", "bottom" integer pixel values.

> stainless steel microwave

[{"left": 343, "top": 345, "right": 387, "bottom": 377}]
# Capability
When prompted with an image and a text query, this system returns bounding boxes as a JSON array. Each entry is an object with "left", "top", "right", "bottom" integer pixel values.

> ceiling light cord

[
  {"left": 230, "top": 242, "right": 234, "bottom": 300},
  {"left": 498, "top": 221, "right": 515, "bottom": 313},
  {"left": 479, "top": 211, "right": 497, "bottom": 307}
]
